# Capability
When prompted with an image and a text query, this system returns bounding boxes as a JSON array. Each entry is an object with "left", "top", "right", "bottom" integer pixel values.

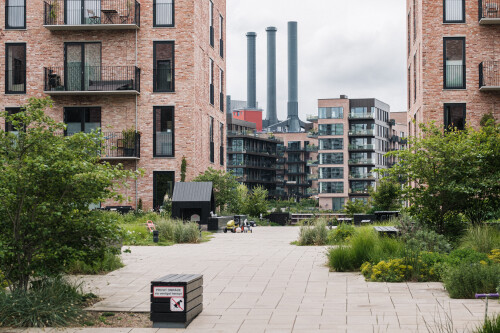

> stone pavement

[{"left": 4, "top": 227, "right": 500, "bottom": 333}]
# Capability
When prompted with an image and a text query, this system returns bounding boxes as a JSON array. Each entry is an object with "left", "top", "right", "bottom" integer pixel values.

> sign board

[
  {"left": 170, "top": 297, "right": 184, "bottom": 312},
  {"left": 153, "top": 286, "right": 184, "bottom": 298}
]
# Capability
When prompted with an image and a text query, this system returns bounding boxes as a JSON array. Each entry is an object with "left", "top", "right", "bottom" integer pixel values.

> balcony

[
  {"left": 307, "top": 159, "right": 319, "bottom": 166},
  {"left": 43, "top": 0, "right": 140, "bottom": 30},
  {"left": 307, "top": 115, "right": 319, "bottom": 122},
  {"left": 227, "top": 161, "right": 276, "bottom": 169},
  {"left": 44, "top": 66, "right": 140, "bottom": 95},
  {"left": 479, "top": 0, "right": 500, "bottom": 24},
  {"left": 348, "top": 113, "right": 375, "bottom": 119},
  {"left": 101, "top": 131, "right": 140, "bottom": 160},
  {"left": 306, "top": 144, "right": 319, "bottom": 152},
  {"left": 307, "top": 174, "right": 319, "bottom": 181},
  {"left": 349, "top": 188, "right": 370, "bottom": 195},
  {"left": 306, "top": 188, "right": 319, "bottom": 196},
  {"left": 349, "top": 173, "right": 374, "bottom": 180},
  {"left": 348, "top": 144, "right": 375, "bottom": 151},
  {"left": 348, "top": 158, "right": 375, "bottom": 165},
  {"left": 349, "top": 129, "right": 374, "bottom": 136},
  {"left": 227, "top": 145, "right": 278, "bottom": 156},
  {"left": 307, "top": 131, "right": 319, "bottom": 138},
  {"left": 479, "top": 61, "right": 500, "bottom": 91}
]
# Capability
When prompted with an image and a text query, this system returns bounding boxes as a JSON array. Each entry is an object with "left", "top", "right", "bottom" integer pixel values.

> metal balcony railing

[
  {"left": 102, "top": 131, "right": 140, "bottom": 159},
  {"left": 444, "top": 64, "right": 465, "bottom": 89},
  {"left": 479, "top": 61, "right": 500, "bottom": 89},
  {"left": 348, "top": 144, "right": 375, "bottom": 151},
  {"left": 307, "top": 132, "right": 319, "bottom": 138},
  {"left": 5, "top": 70, "right": 26, "bottom": 93},
  {"left": 43, "top": 0, "right": 140, "bottom": 27},
  {"left": 44, "top": 66, "right": 140, "bottom": 93},
  {"left": 479, "top": 0, "right": 500, "bottom": 22}
]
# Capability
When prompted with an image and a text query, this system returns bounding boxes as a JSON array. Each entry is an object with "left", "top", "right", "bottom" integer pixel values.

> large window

[
  {"left": 444, "top": 37, "right": 465, "bottom": 89},
  {"left": 319, "top": 107, "right": 343, "bottom": 119},
  {"left": 153, "top": 106, "right": 174, "bottom": 157},
  {"left": 318, "top": 124, "right": 343, "bottom": 136},
  {"left": 444, "top": 0, "right": 465, "bottom": 23},
  {"left": 319, "top": 138, "right": 343, "bottom": 150},
  {"left": 209, "top": 0, "right": 214, "bottom": 47},
  {"left": 153, "top": 41, "right": 175, "bottom": 92},
  {"left": 64, "top": 42, "right": 101, "bottom": 92},
  {"left": 154, "top": 0, "right": 174, "bottom": 27},
  {"left": 153, "top": 171, "right": 174, "bottom": 210},
  {"left": 319, "top": 167, "right": 343, "bottom": 179},
  {"left": 444, "top": 103, "right": 466, "bottom": 130},
  {"left": 5, "top": 43, "right": 26, "bottom": 94},
  {"left": 210, "top": 117, "right": 214, "bottom": 163},
  {"left": 64, "top": 107, "right": 101, "bottom": 135},
  {"left": 220, "top": 122, "right": 224, "bottom": 165},
  {"left": 320, "top": 182, "right": 344, "bottom": 194},
  {"left": 219, "top": 14, "right": 224, "bottom": 57},
  {"left": 351, "top": 181, "right": 374, "bottom": 194},
  {"left": 319, "top": 153, "right": 343, "bottom": 165},
  {"left": 219, "top": 68, "right": 224, "bottom": 111},
  {"left": 209, "top": 58, "right": 214, "bottom": 104},
  {"left": 6, "top": 0, "right": 25, "bottom": 29},
  {"left": 332, "top": 197, "right": 344, "bottom": 212}
]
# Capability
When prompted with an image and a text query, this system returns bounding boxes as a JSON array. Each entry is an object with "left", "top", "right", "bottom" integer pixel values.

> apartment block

[
  {"left": 1, "top": 0, "right": 226, "bottom": 210},
  {"left": 408, "top": 0, "right": 500, "bottom": 134}
]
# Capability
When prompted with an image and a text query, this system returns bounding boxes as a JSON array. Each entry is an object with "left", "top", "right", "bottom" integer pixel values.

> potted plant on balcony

[
  {"left": 122, "top": 128, "right": 137, "bottom": 157},
  {"left": 48, "top": 1, "right": 59, "bottom": 25}
]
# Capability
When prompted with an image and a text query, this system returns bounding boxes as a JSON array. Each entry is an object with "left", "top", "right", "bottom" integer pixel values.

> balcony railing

[
  {"left": 349, "top": 173, "right": 374, "bottom": 179},
  {"left": 153, "top": 68, "right": 174, "bottom": 92},
  {"left": 479, "top": 61, "right": 500, "bottom": 90},
  {"left": 348, "top": 113, "right": 375, "bottom": 119},
  {"left": 348, "top": 158, "right": 375, "bottom": 165},
  {"left": 44, "top": 66, "right": 140, "bottom": 94},
  {"left": 348, "top": 144, "right": 375, "bottom": 151},
  {"left": 307, "top": 115, "right": 318, "bottom": 122},
  {"left": 349, "top": 129, "right": 374, "bottom": 136},
  {"left": 43, "top": 0, "right": 140, "bottom": 29},
  {"left": 307, "top": 159, "right": 319, "bottom": 166},
  {"left": 227, "top": 161, "right": 276, "bottom": 169},
  {"left": 5, "top": 70, "right": 26, "bottom": 94},
  {"left": 307, "top": 174, "right": 319, "bottom": 181},
  {"left": 101, "top": 131, "right": 140, "bottom": 159},
  {"left": 307, "top": 131, "right": 319, "bottom": 138},
  {"left": 306, "top": 145, "right": 318, "bottom": 152},
  {"left": 479, "top": 0, "right": 500, "bottom": 23},
  {"left": 444, "top": 64, "right": 465, "bottom": 89}
]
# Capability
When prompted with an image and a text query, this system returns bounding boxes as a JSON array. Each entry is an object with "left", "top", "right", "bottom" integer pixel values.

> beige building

[{"left": 1, "top": 0, "right": 226, "bottom": 210}]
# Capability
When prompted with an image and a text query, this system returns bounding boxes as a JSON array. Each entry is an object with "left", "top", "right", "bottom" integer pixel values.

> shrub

[
  {"left": 488, "top": 249, "right": 500, "bottom": 263},
  {"left": 369, "top": 236, "right": 404, "bottom": 264},
  {"left": 0, "top": 277, "right": 90, "bottom": 327},
  {"left": 349, "top": 228, "right": 378, "bottom": 267},
  {"left": 460, "top": 226, "right": 500, "bottom": 253},
  {"left": 406, "top": 229, "right": 451, "bottom": 253},
  {"left": 298, "top": 219, "right": 328, "bottom": 246},
  {"left": 474, "top": 314, "right": 500, "bottom": 333},
  {"left": 445, "top": 248, "right": 491, "bottom": 267},
  {"left": 66, "top": 250, "right": 124, "bottom": 275},
  {"left": 155, "top": 218, "right": 200, "bottom": 244},
  {"left": 442, "top": 262, "right": 500, "bottom": 299},
  {"left": 0, "top": 270, "right": 7, "bottom": 289},
  {"left": 328, "top": 246, "right": 354, "bottom": 272},
  {"left": 328, "top": 223, "right": 356, "bottom": 244},
  {"left": 361, "top": 259, "right": 411, "bottom": 282}
]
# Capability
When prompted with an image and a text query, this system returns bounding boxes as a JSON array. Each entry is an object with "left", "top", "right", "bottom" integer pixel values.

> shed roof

[{"left": 172, "top": 182, "right": 213, "bottom": 202}]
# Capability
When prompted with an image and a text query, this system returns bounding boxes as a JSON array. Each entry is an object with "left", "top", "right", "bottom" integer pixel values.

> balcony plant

[{"left": 122, "top": 128, "right": 137, "bottom": 157}]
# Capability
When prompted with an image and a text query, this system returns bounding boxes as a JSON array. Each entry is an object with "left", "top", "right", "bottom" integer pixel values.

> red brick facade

[
  {"left": 1, "top": 0, "right": 226, "bottom": 210},
  {"left": 407, "top": 0, "right": 500, "bottom": 133}
]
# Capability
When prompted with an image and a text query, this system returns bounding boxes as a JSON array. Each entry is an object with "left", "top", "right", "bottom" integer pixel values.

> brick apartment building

[
  {"left": 407, "top": 0, "right": 499, "bottom": 134},
  {"left": 1, "top": 0, "right": 226, "bottom": 210}
]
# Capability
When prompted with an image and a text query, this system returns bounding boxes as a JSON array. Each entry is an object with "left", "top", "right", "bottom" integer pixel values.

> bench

[{"left": 374, "top": 226, "right": 399, "bottom": 237}]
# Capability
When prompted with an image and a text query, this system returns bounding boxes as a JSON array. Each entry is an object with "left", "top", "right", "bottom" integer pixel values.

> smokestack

[
  {"left": 246, "top": 32, "right": 257, "bottom": 109},
  {"left": 266, "top": 27, "right": 278, "bottom": 125},
  {"left": 287, "top": 21, "right": 300, "bottom": 132}
]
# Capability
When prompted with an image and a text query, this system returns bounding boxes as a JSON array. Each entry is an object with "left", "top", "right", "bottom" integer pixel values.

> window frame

[
  {"left": 153, "top": 0, "right": 175, "bottom": 27},
  {"left": 5, "top": 107, "right": 22, "bottom": 132},
  {"left": 443, "top": 0, "right": 465, "bottom": 23},
  {"left": 443, "top": 103, "right": 466, "bottom": 130},
  {"left": 63, "top": 107, "right": 102, "bottom": 135},
  {"left": 219, "top": 14, "right": 224, "bottom": 57},
  {"left": 153, "top": 106, "right": 175, "bottom": 157},
  {"left": 153, "top": 41, "right": 175, "bottom": 92},
  {"left": 5, "top": 43, "right": 26, "bottom": 94},
  {"left": 443, "top": 37, "right": 466, "bottom": 90},
  {"left": 5, "top": 0, "right": 26, "bottom": 29}
]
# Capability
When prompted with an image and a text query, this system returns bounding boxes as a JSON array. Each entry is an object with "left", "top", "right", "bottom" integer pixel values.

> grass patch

[
  {"left": 474, "top": 314, "right": 500, "bottom": 333},
  {"left": 460, "top": 226, "right": 500, "bottom": 253},
  {"left": 67, "top": 250, "right": 124, "bottom": 275},
  {"left": 442, "top": 262, "right": 500, "bottom": 299}
]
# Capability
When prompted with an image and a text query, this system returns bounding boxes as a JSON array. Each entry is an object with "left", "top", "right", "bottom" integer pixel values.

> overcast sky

[{"left": 226, "top": 0, "right": 407, "bottom": 120}]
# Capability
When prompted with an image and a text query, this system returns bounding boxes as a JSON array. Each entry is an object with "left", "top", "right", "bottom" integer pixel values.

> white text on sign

[{"left": 153, "top": 286, "right": 184, "bottom": 298}]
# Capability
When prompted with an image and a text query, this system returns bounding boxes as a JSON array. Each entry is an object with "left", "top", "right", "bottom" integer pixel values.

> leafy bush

[
  {"left": 406, "top": 229, "right": 451, "bottom": 253},
  {"left": 442, "top": 262, "right": 500, "bottom": 299},
  {"left": 474, "top": 314, "right": 500, "bottom": 333},
  {"left": 445, "top": 248, "right": 491, "bottom": 267},
  {"left": 460, "top": 226, "right": 500, "bottom": 253},
  {"left": 298, "top": 219, "right": 328, "bottom": 246},
  {"left": 0, "top": 270, "right": 7, "bottom": 289},
  {"left": 328, "top": 223, "right": 356, "bottom": 244},
  {"left": 156, "top": 218, "right": 200, "bottom": 244},
  {"left": 328, "top": 246, "right": 354, "bottom": 272},
  {"left": 361, "top": 259, "right": 411, "bottom": 282},
  {"left": 488, "top": 249, "right": 500, "bottom": 263},
  {"left": 0, "top": 277, "right": 91, "bottom": 327},
  {"left": 66, "top": 250, "right": 124, "bottom": 275}
]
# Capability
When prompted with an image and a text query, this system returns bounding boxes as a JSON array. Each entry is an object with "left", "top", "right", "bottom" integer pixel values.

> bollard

[{"left": 153, "top": 230, "right": 159, "bottom": 243}]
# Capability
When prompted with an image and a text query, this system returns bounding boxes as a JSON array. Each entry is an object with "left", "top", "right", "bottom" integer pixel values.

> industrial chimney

[
  {"left": 287, "top": 21, "right": 300, "bottom": 132},
  {"left": 266, "top": 27, "right": 278, "bottom": 126},
  {"left": 246, "top": 32, "right": 257, "bottom": 109}
]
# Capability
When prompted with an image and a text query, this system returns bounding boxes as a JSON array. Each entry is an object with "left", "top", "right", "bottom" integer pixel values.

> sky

[{"left": 226, "top": 0, "right": 408, "bottom": 121}]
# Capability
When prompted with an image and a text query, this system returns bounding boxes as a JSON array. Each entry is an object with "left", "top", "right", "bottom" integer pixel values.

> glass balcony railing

[
  {"left": 348, "top": 113, "right": 375, "bottom": 119},
  {"left": 349, "top": 173, "right": 374, "bottom": 179},
  {"left": 349, "top": 129, "right": 374, "bottom": 136},
  {"left": 348, "top": 144, "right": 375, "bottom": 150},
  {"left": 348, "top": 158, "right": 375, "bottom": 165}
]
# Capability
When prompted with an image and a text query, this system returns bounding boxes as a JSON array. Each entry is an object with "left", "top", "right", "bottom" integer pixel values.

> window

[
  {"left": 209, "top": 117, "right": 214, "bottom": 163},
  {"left": 154, "top": 0, "right": 174, "bottom": 27},
  {"left": 219, "top": 68, "right": 224, "bottom": 111},
  {"left": 153, "top": 41, "right": 175, "bottom": 92},
  {"left": 63, "top": 0, "right": 102, "bottom": 25},
  {"left": 444, "top": 103, "right": 466, "bottom": 130},
  {"left": 219, "top": 122, "right": 224, "bottom": 166},
  {"left": 318, "top": 124, "right": 343, "bottom": 136},
  {"left": 414, "top": 53, "right": 417, "bottom": 102},
  {"left": 351, "top": 181, "right": 374, "bottom": 194},
  {"left": 319, "top": 167, "right": 343, "bottom": 179},
  {"left": 319, "top": 138, "right": 343, "bottom": 150},
  {"left": 350, "top": 124, "right": 373, "bottom": 135},
  {"left": 444, "top": 0, "right": 465, "bottom": 23},
  {"left": 64, "top": 42, "right": 101, "bottom": 92},
  {"left": 319, "top": 153, "right": 343, "bottom": 165},
  {"left": 153, "top": 106, "right": 174, "bottom": 157},
  {"left": 413, "top": 0, "right": 416, "bottom": 42},
  {"left": 5, "top": 43, "right": 26, "bottom": 94},
  {"left": 332, "top": 198, "right": 344, "bottom": 212},
  {"left": 6, "top": 0, "right": 25, "bottom": 29},
  {"left": 5, "top": 107, "right": 21, "bottom": 133},
  {"left": 209, "top": 58, "right": 214, "bottom": 104},
  {"left": 219, "top": 15, "right": 224, "bottom": 57},
  {"left": 444, "top": 37, "right": 465, "bottom": 89},
  {"left": 153, "top": 171, "right": 174, "bottom": 210},
  {"left": 209, "top": 1, "right": 214, "bottom": 47},
  {"left": 408, "top": 66, "right": 411, "bottom": 109},
  {"left": 318, "top": 107, "right": 343, "bottom": 119},
  {"left": 64, "top": 107, "right": 101, "bottom": 135},
  {"left": 320, "top": 182, "right": 344, "bottom": 194}
]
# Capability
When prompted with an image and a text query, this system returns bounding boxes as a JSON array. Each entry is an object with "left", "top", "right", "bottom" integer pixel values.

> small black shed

[{"left": 171, "top": 182, "right": 215, "bottom": 225}]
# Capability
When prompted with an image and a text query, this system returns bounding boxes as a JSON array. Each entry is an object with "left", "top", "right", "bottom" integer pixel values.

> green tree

[
  {"left": 368, "top": 178, "right": 402, "bottom": 211},
  {"left": 244, "top": 186, "right": 268, "bottom": 217},
  {"left": 180, "top": 156, "right": 187, "bottom": 182},
  {"left": 343, "top": 199, "right": 371, "bottom": 218},
  {"left": 193, "top": 168, "right": 239, "bottom": 211},
  {"left": 386, "top": 122, "right": 500, "bottom": 233},
  {"left": 228, "top": 184, "right": 248, "bottom": 214},
  {"left": 0, "top": 98, "right": 139, "bottom": 291}
]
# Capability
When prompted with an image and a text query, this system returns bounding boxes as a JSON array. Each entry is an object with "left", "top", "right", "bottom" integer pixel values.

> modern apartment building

[
  {"left": 1, "top": 0, "right": 226, "bottom": 210},
  {"left": 408, "top": 0, "right": 499, "bottom": 134},
  {"left": 316, "top": 96, "right": 406, "bottom": 211}
]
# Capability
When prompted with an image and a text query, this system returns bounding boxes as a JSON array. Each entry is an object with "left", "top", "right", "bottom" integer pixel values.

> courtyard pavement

[{"left": 3, "top": 226, "right": 500, "bottom": 333}]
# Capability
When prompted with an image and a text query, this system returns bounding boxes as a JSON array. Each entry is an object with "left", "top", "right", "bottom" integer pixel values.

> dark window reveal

[
  {"left": 5, "top": 43, "right": 26, "bottom": 94},
  {"left": 153, "top": 41, "right": 175, "bottom": 92},
  {"left": 64, "top": 107, "right": 101, "bottom": 135},
  {"left": 153, "top": 171, "right": 174, "bottom": 210},
  {"left": 444, "top": 37, "right": 465, "bottom": 89},
  {"left": 153, "top": 106, "right": 174, "bottom": 157},
  {"left": 444, "top": 103, "right": 466, "bottom": 130}
]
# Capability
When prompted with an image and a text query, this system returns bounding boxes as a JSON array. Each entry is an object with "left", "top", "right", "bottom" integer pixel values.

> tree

[
  {"left": 193, "top": 168, "right": 239, "bottom": 211},
  {"left": 244, "top": 186, "right": 268, "bottom": 217},
  {"left": 228, "top": 184, "right": 248, "bottom": 214},
  {"left": 0, "top": 98, "right": 139, "bottom": 291},
  {"left": 385, "top": 122, "right": 500, "bottom": 233},
  {"left": 180, "top": 156, "right": 187, "bottom": 182},
  {"left": 343, "top": 199, "right": 371, "bottom": 218},
  {"left": 368, "top": 178, "right": 402, "bottom": 211}
]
